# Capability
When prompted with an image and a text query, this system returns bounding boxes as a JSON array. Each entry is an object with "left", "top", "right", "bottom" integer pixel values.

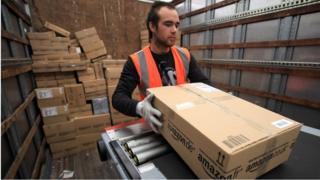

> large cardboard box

[
  {"left": 148, "top": 83, "right": 302, "bottom": 179},
  {"left": 105, "top": 67, "right": 122, "bottom": 85},
  {"left": 35, "top": 87, "right": 67, "bottom": 107},
  {"left": 64, "top": 84, "right": 86, "bottom": 106}
]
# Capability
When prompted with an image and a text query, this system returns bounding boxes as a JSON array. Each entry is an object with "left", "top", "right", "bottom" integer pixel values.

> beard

[{"left": 154, "top": 33, "right": 175, "bottom": 48}]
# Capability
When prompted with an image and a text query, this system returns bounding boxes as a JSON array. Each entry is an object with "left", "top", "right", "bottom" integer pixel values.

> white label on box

[
  {"left": 193, "top": 83, "right": 220, "bottom": 93},
  {"left": 37, "top": 89, "right": 53, "bottom": 99},
  {"left": 76, "top": 47, "right": 81, "bottom": 54},
  {"left": 42, "top": 107, "right": 58, "bottom": 117},
  {"left": 176, "top": 102, "right": 194, "bottom": 110},
  {"left": 272, "top": 119, "right": 293, "bottom": 128}
]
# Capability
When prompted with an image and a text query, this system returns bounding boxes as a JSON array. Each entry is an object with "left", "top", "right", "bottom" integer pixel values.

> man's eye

[{"left": 164, "top": 23, "right": 172, "bottom": 27}]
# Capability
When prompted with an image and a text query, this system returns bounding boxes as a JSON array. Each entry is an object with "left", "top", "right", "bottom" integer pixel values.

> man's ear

[{"left": 149, "top": 22, "right": 156, "bottom": 33}]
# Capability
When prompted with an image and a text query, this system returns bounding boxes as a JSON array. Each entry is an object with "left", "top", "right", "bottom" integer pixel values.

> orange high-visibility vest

[{"left": 130, "top": 45, "right": 190, "bottom": 100}]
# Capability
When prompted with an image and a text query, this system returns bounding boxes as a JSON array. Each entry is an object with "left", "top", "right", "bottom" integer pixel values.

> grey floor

[{"left": 50, "top": 148, "right": 121, "bottom": 179}]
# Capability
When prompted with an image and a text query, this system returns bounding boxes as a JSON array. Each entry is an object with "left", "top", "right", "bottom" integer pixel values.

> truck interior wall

[{"left": 178, "top": 0, "right": 320, "bottom": 129}]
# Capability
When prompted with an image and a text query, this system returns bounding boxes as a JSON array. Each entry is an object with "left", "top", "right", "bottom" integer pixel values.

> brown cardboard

[
  {"left": 105, "top": 67, "right": 122, "bottom": 80},
  {"left": 59, "top": 60, "right": 87, "bottom": 72},
  {"left": 35, "top": 87, "right": 67, "bottom": 107},
  {"left": 27, "top": 31, "right": 55, "bottom": 40},
  {"left": 73, "top": 114, "right": 110, "bottom": 134},
  {"left": 93, "top": 62, "right": 104, "bottom": 79},
  {"left": 102, "top": 59, "right": 126, "bottom": 67},
  {"left": 44, "top": 21, "right": 70, "bottom": 37},
  {"left": 43, "top": 120, "right": 76, "bottom": 144},
  {"left": 55, "top": 72, "right": 75, "bottom": 80},
  {"left": 79, "top": 35, "right": 100, "bottom": 46},
  {"left": 35, "top": 87, "right": 65, "bottom": 98},
  {"left": 40, "top": 104, "right": 69, "bottom": 117},
  {"left": 85, "top": 90, "right": 107, "bottom": 100},
  {"left": 75, "top": 27, "right": 97, "bottom": 40},
  {"left": 36, "top": 80, "right": 58, "bottom": 88},
  {"left": 57, "top": 79, "right": 77, "bottom": 86},
  {"left": 86, "top": 47, "right": 107, "bottom": 60},
  {"left": 69, "top": 104, "right": 93, "bottom": 118},
  {"left": 64, "top": 84, "right": 86, "bottom": 106},
  {"left": 77, "top": 67, "right": 96, "bottom": 82},
  {"left": 43, "top": 114, "right": 69, "bottom": 125},
  {"left": 82, "top": 40, "right": 105, "bottom": 53},
  {"left": 35, "top": 73, "right": 56, "bottom": 81},
  {"left": 50, "top": 132, "right": 100, "bottom": 159},
  {"left": 69, "top": 104, "right": 92, "bottom": 113},
  {"left": 147, "top": 83, "right": 302, "bottom": 179},
  {"left": 82, "top": 79, "right": 106, "bottom": 93},
  {"left": 32, "top": 62, "right": 60, "bottom": 73}
]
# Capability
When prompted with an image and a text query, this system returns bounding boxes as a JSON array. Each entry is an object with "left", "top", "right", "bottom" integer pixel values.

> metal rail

[{"left": 180, "top": 0, "right": 320, "bottom": 30}]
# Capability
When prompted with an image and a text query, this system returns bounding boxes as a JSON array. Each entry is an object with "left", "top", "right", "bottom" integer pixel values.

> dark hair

[{"left": 146, "top": 1, "right": 176, "bottom": 41}]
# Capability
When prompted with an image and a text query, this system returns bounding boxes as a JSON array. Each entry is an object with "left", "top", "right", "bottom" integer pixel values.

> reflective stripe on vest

[{"left": 130, "top": 46, "right": 190, "bottom": 99}]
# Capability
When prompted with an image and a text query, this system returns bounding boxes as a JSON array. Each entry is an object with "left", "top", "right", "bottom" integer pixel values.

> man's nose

[{"left": 171, "top": 26, "right": 177, "bottom": 33}]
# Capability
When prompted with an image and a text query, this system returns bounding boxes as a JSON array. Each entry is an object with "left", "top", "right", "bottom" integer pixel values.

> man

[{"left": 112, "top": 1, "right": 211, "bottom": 132}]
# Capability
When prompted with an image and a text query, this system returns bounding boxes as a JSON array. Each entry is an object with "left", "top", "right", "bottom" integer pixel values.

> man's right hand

[{"left": 136, "top": 94, "right": 162, "bottom": 133}]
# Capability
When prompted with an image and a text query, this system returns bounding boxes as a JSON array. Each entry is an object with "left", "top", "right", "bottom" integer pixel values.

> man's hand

[{"left": 136, "top": 94, "right": 162, "bottom": 133}]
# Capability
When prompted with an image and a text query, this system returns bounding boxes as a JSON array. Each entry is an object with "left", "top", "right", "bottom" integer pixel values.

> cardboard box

[
  {"left": 43, "top": 114, "right": 69, "bottom": 125},
  {"left": 102, "top": 59, "right": 126, "bottom": 67},
  {"left": 57, "top": 79, "right": 77, "bottom": 86},
  {"left": 105, "top": 67, "right": 122, "bottom": 80},
  {"left": 147, "top": 83, "right": 302, "bottom": 179},
  {"left": 73, "top": 114, "right": 110, "bottom": 134},
  {"left": 44, "top": 21, "right": 70, "bottom": 37},
  {"left": 82, "top": 79, "right": 106, "bottom": 93},
  {"left": 86, "top": 46, "right": 107, "bottom": 60},
  {"left": 93, "top": 62, "right": 104, "bottom": 79},
  {"left": 50, "top": 132, "right": 100, "bottom": 159},
  {"left": 35, "top": 73, "right": 56, "bottom": 81},
  {"left": 35, "top": 87, "right": 67, "bottom": 107},
  {"left": 40, "top": 104, "right": 69, "bottom": 117},
  {"left": 69, "top": 104, "right": 93, "bottom": 118},
  {"left": 36, "top": 80, "right": 58, "bottom": 88},
  {"left": 75, "top": 27, "right": 97, "bottom": 40},
  {"left": 78, "top": 35, "right": 100, "bottom": 47},
  {"left": 82, "top": 40, "right": 105, "bottom": 53},
  {"left": 77, "top": 67, "right": 96, "bottom": 82},
  {"left": 27, "top": 31, "right": 55, "bottom": 40},
  {"left": 32, "top": 62, "right": 60, "bottom": 73},
  {"left": 85, "top": 90, "right": 107, "bottom": 100},
  {"left": 64, "top": 84, "right": 86, "bottom": 106},
  {"left": 43, "top": 121, "right": 76, "bottom": 144},
  {"left": 59, "top": 61, "right": 87, "bottom": 72},
  {"left": 55, "top": 72, "right": 75, "bottom": 80}
]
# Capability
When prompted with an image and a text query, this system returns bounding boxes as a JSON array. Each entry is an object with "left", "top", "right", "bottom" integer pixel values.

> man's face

[{"left": 151, "top": 7, "right": 180, "bottom": 47}]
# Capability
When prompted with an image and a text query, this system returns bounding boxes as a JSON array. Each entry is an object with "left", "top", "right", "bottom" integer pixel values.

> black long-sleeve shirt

[{"left": 112, "top": 48, "right": 211, "bottom": 117}]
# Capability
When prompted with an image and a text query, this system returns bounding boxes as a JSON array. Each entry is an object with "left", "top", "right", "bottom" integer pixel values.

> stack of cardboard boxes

[
  {"left": 29, "top": 23, "right": 113, "bottom": 158},
  {"left": 35, "top": 86, "right": 110, "bottom": 159}
]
